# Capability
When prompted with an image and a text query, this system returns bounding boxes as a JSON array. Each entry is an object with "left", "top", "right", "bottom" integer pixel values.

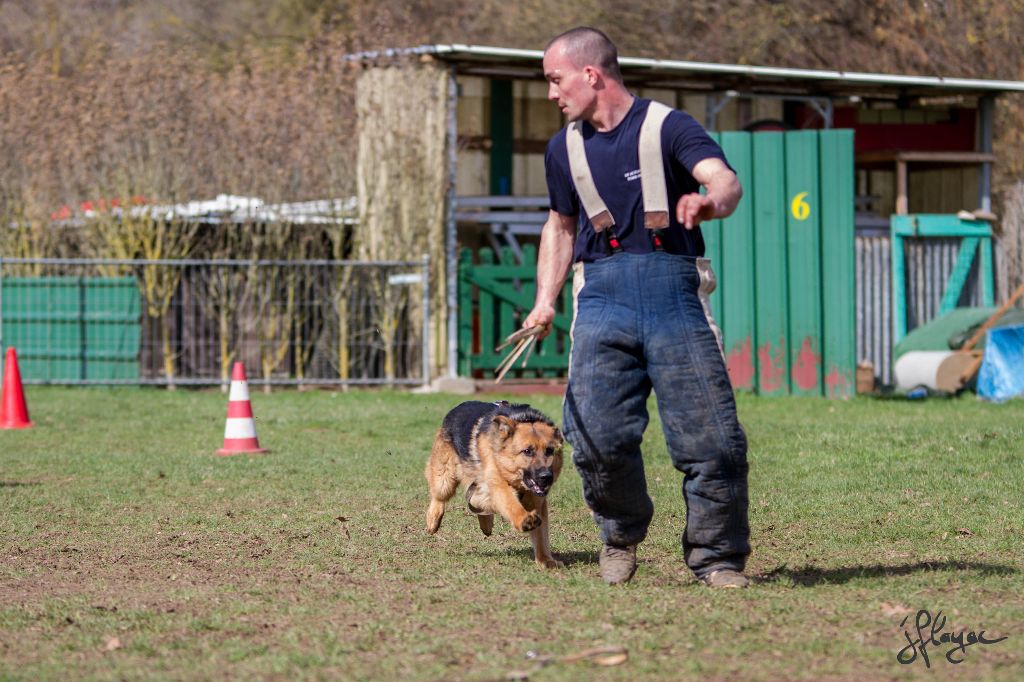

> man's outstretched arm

[{"left": 676, "top": 157, "right": 743, "bottom": 229}]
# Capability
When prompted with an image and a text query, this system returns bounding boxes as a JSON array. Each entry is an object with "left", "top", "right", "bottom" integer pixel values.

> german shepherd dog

[{"left": 424, "top": 401, "right": 565, "bottom": 568}]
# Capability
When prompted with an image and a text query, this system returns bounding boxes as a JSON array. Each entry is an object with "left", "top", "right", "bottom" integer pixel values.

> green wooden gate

[
  {"left": 458, "top": 244, "right": 573, "bottom": 378},
  {"left": 458, "top": 130, "right": 856, "bottom": 397},
  {"left": 890, "top": 214, "right": 994, "bottom": 343}
]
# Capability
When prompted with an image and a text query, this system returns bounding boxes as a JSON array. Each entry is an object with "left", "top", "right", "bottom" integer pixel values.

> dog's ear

[
  {"left": 493, "top": 415, "right": 516, "bottom": 440},
  {"left": 552, "top": 427, "right": 564, "bottom": 446}
]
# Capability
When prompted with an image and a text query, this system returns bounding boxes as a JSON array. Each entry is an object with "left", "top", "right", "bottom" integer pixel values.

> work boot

[
  {"left": 599, "top": 544, "right": 637, "bottom": 585},
  {"left": 702, "top": 568, "right": 749, "bottom": 589}
]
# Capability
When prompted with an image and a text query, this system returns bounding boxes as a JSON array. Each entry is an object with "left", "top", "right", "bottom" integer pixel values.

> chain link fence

[{"left": 0, "top": 257, "right": 430, "bottom": 387}]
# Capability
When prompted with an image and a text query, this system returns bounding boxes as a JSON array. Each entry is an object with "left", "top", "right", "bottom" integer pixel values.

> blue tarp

[{"left": 977, "top": 324, "right": 1024, "bottom": 402}]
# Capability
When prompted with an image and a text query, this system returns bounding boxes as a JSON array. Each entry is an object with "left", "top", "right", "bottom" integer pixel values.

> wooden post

[{"left": 896, "top": 159, "right": 908, "bottom": 215}]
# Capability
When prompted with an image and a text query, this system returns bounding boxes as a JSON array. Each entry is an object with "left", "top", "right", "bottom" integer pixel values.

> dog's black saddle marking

[
  {"left": 441, "top": 400, "right": 555, "bottom": 463},
  {"left": 442, "top": 401, "right": 496, "bottom": 462}
]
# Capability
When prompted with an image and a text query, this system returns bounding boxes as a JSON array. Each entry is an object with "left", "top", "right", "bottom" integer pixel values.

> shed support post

[
  {"left": 445, "top": 66, "right": 459, "bottom": 377},
  {"left": 978, "top": 95, "right": 994, "bottom": 215}
]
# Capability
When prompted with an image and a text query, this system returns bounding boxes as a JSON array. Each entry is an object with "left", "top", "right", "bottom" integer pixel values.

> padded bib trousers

[{"left": 563, "top": 251, "right": 750, "bottom": 577}]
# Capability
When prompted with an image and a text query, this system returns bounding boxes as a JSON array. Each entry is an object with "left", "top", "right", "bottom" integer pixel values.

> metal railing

[{"left": 0, "top": 256, "right": 430, "bottom": 387}]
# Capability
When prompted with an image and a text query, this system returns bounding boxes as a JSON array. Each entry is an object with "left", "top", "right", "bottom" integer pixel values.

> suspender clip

[
  {"left": 603, "top": 230, "right": 623, "bottom": 256},
  {"left": 650, "top": 229, "right": 666, "bottom": 252}
]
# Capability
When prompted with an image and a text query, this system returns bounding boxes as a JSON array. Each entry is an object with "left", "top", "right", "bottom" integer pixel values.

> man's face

[{"left": 543, "top": 43, "right": 595, "bottom": 122}]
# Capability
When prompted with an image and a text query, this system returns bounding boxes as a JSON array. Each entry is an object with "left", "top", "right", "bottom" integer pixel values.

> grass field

[{"left": 1, "top": 386, "right": 1022, "bottom": 680}]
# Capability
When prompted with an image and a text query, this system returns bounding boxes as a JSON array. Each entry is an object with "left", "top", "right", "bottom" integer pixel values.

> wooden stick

[
  {"left": 959, "top": 353, "right": 985, "bottom": 385},
  {"left": 954, "top": 281, "right": 1024, "bottom": 388},
  {"left": 495, "top": 324, "right": 545, "bottom": 352},
  {"left": 961, "top": 280, "right": 1024, "bottom": 351},
  {"left": 494, "top": 338, "right": 527, "bottom": 376},
  {"left": 526, "top": 645, "right": 628, "bottom": 668},
  {"left": 494, "top": 336, "right": 535, "bottom": 383},
  {"left": 494, "top": 325, "right": 546, "bottom": 383},
  {"left": 559, "top": 645, "right": 628, "bottom": 666}
]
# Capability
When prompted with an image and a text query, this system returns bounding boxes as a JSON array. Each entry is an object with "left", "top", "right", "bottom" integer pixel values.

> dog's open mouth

[{"left": 522, "top": 472, "right": 552, "bottom": 497}]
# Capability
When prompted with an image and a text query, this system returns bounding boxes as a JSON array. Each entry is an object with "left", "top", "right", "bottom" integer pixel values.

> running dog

[{"left": 424, "top": 400, "right": 564, "bottom": 568}]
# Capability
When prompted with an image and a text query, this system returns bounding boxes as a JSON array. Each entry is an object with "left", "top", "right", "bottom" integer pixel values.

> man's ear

[
  {"left": 493, "top": 415, "right": 516, "bottom": 440},
  {"left": 583, "top": 65, "right": 600, "bottom": 86}
]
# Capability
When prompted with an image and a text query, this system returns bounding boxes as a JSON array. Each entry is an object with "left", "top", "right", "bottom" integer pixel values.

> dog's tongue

[{"left": 525, "top": 479, "right": 548, "bottom": 496}]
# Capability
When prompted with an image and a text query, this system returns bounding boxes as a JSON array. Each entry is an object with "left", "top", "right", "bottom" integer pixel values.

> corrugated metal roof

[
  {"left": 141, "top": 195, "right": 357, "bottom": 225},
  {"left": 41, "top": 194, "right": 357, "bottom": 228},
  {"left": 344, "top": 44, "right": 1024, "bottom": 98}
]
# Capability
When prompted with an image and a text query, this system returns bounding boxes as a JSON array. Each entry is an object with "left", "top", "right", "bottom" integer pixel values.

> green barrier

[
  {"left": 1, "top": 276, "right": 141, "bottom": 381},
  {"left": 705, "top": 129, "right": 856, "bottom": 397}
]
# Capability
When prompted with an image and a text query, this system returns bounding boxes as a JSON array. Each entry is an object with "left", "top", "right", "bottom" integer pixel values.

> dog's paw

[
  {"left": 537, "top": 556, "right": 565, "bottom": 569},
  {"left": 519, "top": 512, "right": 542, "bottom": 532},
  {"left": 426, "top": 501, "right": 445, "bottom": 534}
]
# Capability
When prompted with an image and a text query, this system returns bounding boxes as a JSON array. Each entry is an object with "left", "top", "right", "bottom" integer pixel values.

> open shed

[{"left": 348, "top": 44, "right": 1024, "bottom": 391}]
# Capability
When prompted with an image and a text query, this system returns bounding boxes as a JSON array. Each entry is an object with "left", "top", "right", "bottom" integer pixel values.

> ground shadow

[
  {"left": 475, "top": 547, "right": 599, "bottom": 567},
  {"left": 757, "top": 560, "right": 1017, "bottom": 587},
  {"left": 1, "top": 481, "right": 40, "bottom": 488}
]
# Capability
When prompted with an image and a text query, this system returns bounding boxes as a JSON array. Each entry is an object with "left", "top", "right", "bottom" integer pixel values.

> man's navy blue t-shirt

[{"left": 545, "top": 97, "right": 730, "bottom": 263}]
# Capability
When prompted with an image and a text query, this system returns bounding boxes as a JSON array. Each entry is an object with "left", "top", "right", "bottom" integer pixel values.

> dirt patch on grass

[{"left": 1, "top": 527, "right": 375, "bottom": 611}]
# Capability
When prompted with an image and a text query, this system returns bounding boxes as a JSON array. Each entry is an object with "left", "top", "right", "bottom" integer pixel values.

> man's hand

[
  {"left": 676, "top": 193, "right": 719, "bottom": 229},
  {"left": 681, "top": 158, "right": 742, "bottom": 229},
  {"left": 522, "top": 304, "right": 555, "bottom": 340}
]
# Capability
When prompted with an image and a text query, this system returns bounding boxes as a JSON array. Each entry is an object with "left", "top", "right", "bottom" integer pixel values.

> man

[{"left": 522, "top": 27, "right": 750, "bottom": 587}]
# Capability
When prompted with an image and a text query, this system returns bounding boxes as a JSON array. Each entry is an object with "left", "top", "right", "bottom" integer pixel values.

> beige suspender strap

[
  {"left": 566, "top": 121, "right": 615, "bottom": 232},
  {"left": 639, "top": 101, "right": 672, "bottom": 229},
  {"left": 565, "top": 101, "right": 673, "bottom": 233}
]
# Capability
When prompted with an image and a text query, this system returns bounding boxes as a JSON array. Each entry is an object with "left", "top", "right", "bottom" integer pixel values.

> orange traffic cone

[
  {"left": 0, "top": 347, "right": 33, "bottom": 429},
  {"left": 216, "top": 362, "right": 267, "bottom": 455}
]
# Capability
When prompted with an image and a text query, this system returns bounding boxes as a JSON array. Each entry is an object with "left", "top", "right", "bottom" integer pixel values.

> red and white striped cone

[{"left": 216, "top": 362, "right": 267, "bottom": 456}]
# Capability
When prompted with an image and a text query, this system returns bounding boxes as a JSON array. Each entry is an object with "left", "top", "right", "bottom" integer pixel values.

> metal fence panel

[
  {"left": 854, "top": 226, "right": 990, "bottom": 388},
  {"left": 904, "top": 237, "right": 987, "bottom": 330},
  {"left": 855, "top": 232, "right": 893, "bottom": 385},
  {"left": 0, "top": 257, "right": 430, "bottom": 386}
]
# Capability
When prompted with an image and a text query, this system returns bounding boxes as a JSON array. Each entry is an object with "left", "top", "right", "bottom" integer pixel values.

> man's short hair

[{"left": 545, "top": 27, "right": 623, "bottom": 83}]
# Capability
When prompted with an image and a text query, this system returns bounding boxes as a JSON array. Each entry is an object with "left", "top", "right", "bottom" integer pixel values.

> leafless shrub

[{"left": 0, "top": 42, "right": 357, "bottom": 230}]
